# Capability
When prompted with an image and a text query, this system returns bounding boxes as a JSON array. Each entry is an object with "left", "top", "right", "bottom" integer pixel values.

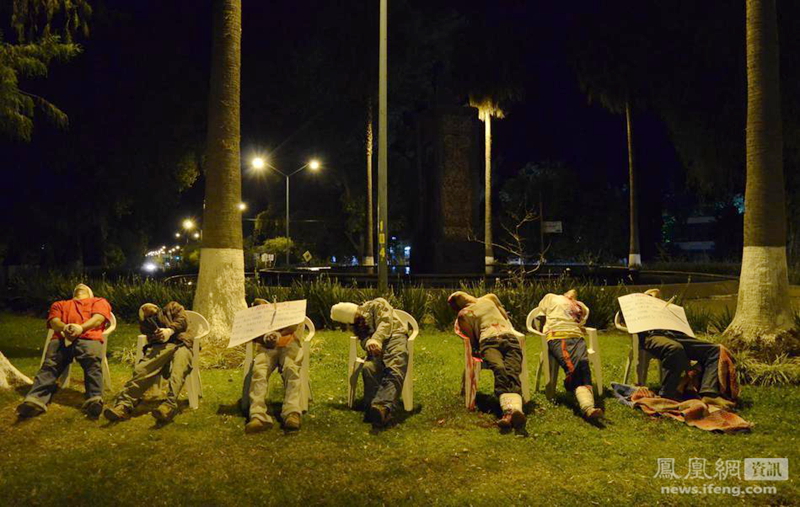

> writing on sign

[
  {"left": 617, "top": 293, "right": 695, "bottom": 337},
  {"left": 228, "top": 299, "right": 307, "bottom": 348}
]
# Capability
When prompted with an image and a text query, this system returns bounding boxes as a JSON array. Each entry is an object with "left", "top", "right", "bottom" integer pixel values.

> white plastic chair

[
  {"left": 456, "top": 323, "right": 530, "bottom": 411},
  {"left": 527, "top": 308, "right": 603, "bottom": 400},
  {"left": 240, "top": 317, "right": 316, "bottom": 414},
  {"left": 135, "top": 310, "right": 209, "bottom": 409},
  {"left": 40, "top": 313, "right": 116, "bottom": 395},
  {"left": 614, "top": 311, "right": 663, "bottom": 386},
  {"left": 347, "top": 310, "right": 417, "bottom": 412}
]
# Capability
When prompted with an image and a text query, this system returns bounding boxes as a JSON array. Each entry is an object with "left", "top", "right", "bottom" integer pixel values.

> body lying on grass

[
  {"left": 17, "top": 283, "right": 111, "bottom": 419},
  {"left": 104, "top": 301, "right": 194, "bottom": 424},
  {"left": 331, "top": 298, "right": 409, "bottom": 429},
  {"left": 450, "top": 291, "right": 527, "bottom": 430},
  {"left": 537, "top": 289, "right": 603, "bottom": 420},
  {"left": 244, "top": 298, "right": 304, "bottom": 434}
]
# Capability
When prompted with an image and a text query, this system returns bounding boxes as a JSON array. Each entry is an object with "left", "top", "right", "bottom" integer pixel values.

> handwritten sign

[
  {"left": 228, "top": 299, "right": 307, "bottom": 348},
  {"left": 617, "top": 293, "right": 695, "bottom": 337}
]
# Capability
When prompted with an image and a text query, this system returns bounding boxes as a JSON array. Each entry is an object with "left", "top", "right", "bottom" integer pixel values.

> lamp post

[
  {"left": 182, "top": 219, "right": 196, "bottom": 246},
  {"left": 250, "top": 157, "right": 321, "bottom": 266}
]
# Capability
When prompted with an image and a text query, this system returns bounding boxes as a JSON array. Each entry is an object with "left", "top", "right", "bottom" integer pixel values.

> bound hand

[
  {"left": 63, "top": 324, "right": 83, "bottom": 339},
  {"left": 366, "top": 339, "right": 382, "bottom": 357},
  {"left": 156, "top": 328, "right": 175, "bottom": 341}
]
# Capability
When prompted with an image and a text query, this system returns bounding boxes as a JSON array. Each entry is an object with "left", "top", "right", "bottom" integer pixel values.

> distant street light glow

[
  {"left": 182, "top": 219, "right": 195, "bottom": 231},
  {"left": 175, "top": 232, "right": 180, "bottom": 238},
  {"left": 251, "top": 157, "right": 266, "bottom": 170},
  {"left": 143, "top": 262, "right": 158, "bottom": 273},
  {"left": 309, "top": 159, "right": 321, "bottom": 171},
  {"left": 238, "top": 202, "right": 247, "bottom": 211},
  {"left": 193, "top": 232, "right": 200, "bottom": 239}
]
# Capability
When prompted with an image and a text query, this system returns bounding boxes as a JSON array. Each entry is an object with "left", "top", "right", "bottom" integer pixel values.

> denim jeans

[
  {"left": 363, "top": 333, "right": 408, "bottom": 412},
  {"left": 25, "top": 338, "right": 105, "bottom": 410}
]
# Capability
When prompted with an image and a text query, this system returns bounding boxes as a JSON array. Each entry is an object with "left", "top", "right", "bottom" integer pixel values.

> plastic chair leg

[{"left": 402, "top": 339, "right": 414, "bottom": 412}]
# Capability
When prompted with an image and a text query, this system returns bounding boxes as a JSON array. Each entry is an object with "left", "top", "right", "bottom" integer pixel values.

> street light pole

[
  {"left": 377, "top": 0, "right": 389, "bottom": 292},
  {"left": 285, "top": 174, "right": 290, "bottom": 266}
]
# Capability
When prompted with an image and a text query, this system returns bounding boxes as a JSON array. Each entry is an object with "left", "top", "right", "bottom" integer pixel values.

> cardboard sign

[
  {"left": 228, "top": 299, "right": 307, "bottom": 348},
  {"left": 617, "top": 293, "right": 695, "bottom": 337}
]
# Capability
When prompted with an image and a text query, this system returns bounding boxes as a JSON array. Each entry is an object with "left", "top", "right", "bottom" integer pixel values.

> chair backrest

[
  {"left": 525, "top": 307, "right": 545, "bottom": 336},
  {"left": 302, "top": 316, "right": 316, "bottom": 341},
  {"left": 613, "top": 311, "right": 629, "bottom": 333},
  {"left": 103, "top": 313, "right": 117, "bottom": 337},
  {"left": 186, "top": 311, "right": 210, "bottom": 340},
  {"left": 394, "top": 310, "right": 419, "bottom": 341}
]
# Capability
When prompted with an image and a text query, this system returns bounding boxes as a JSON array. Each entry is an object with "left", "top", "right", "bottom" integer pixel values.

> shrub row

[{"left": 4, "top": 273, "right": 627, "bottom": 330}]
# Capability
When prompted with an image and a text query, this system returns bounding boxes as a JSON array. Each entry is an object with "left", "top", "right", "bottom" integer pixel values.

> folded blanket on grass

[{"left": 611, "top": 383, "right": 752, "bottom": 433}]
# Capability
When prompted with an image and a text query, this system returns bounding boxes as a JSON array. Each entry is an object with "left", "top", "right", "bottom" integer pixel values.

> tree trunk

[
  {"left": 725, "top": 0, "right": 798, "bottom": 359},
  {"left": 193, "top": 0, "right": 247, "bottom": 355},
  {"left": 0, "top": 352, "right": 32, "bottom": 389},
  {"left": 365, "top": 101, "right": 375, "bottom": 268},
  {"left": 484, "top": 114, "right": 494, "bottom": 274},
  {"left": 626, "top": 102, "right": 641, "bottom": 268}
]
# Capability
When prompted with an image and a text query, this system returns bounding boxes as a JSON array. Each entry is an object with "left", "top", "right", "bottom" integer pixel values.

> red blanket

[{"left": 629, "top": 387, "right": 752, "bottom": 433}]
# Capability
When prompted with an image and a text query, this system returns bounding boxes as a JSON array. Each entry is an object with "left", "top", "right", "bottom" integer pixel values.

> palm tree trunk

[
  {"left": 193, "top": 0, "right": 247, "bottom": 354},
  {"left": 0, "top": 352, "right": 32, "bottom": 389},
  {"left": 484, "top": 114, "right": 494, "bottom": 274},
  {"left": 626, "top": 102, "right": 641, "bottom": 268},
  {"left": 365, "top": 101, "right": 375, "bottom": 269},
  {"left": 725, "top": 0, "right": 796, "bottom": 358}
]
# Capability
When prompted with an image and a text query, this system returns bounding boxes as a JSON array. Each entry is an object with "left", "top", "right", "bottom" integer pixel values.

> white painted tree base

[
  {"left": 363, "top": 256, "right": 375, "bottom": 267},
  {"left": 725, "top": 246, "right": 795, "bottom": 357},
  {"left": 0, "top": 352, "right": 32, "bottom": 389},
  {"left": 193, "top": 248, "right": 247, "bottom": 359},
  {"left": 628, "top": 254, "right": 641, "bottom": 267}
]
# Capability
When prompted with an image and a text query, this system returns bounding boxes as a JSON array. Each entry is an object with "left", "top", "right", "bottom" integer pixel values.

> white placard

[
  {"left": 228, "top": 299, "right": 307, "bottom": 348},
  {"left": 617, "top": 293, "right": 695, "bottom": 337},
  {"left": 543, "top": 221, "right": 563, "bottom": 233}
]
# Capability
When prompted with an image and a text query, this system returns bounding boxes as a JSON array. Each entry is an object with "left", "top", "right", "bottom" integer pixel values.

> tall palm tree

[
  {"left": 724, "top": 0, "right": 795, "bottom": 357},
  {"left": 625, "top": 102, "right": 640, "bottom": 267},
  {"left": 193, "top": 0, "right": 246, "bottom": 352},
  {"left": 470, "top": 95, "right": 506, "bottom": 274}
]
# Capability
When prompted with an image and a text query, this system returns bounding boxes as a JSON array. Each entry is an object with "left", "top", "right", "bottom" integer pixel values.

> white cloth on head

[
  {"left": 499, "top": 392, "right": 523, "bottom": 413},
  {"left": 330, "top": 302, "right": 359, "bottom": 324}
]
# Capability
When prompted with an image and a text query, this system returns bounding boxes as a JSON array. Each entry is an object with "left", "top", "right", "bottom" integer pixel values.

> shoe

[
  {"left": 85, "top": 400, "right": 104, "bottom": 419},
  {"left": 497, "top": 412, "right": 514, "bottom": 429},
  {"left": 368, "top": 404, "right": 391, "bottom": 428},
  {"left": 16, "top": 401, "right": 45, "bottom": 419},
  {"left": 103, "top": 405, "right": 131, "bottom": 422},
  {"left": 151, "top": 403, "right": 177, "bottom": 423},
  {"left": 283, "top": 412, "right": 302, "bottom": 431},
  {"left": 511, "top": 410, "right": 527, "bottom": 428},
  {"left": 583, "top": 407, "right": 604, "bottom": 420},
  {"left": 245, "top": 417, "right": 273, "bottom": 434}
]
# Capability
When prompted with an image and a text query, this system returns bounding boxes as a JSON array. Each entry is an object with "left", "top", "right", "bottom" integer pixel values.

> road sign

[
  {"left": 302, "top": 251, "right": 312, "bottom": 262},
  {"left": 543, "top": 221, "right": 563, "bottom": 234}
]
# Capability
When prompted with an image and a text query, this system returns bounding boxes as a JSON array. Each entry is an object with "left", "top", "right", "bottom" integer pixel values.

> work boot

[
  {"left": 368, "top": 404, "right": 391, "bottom": 428},
  {"left": 103, "top": 405, "right": 132, "bottom": 422},
  {"left": 497, "top": 412, "right": 514, "bottom": 429},
  {"left": 151, "top": 403, "right": 177, "bottom": 423},
  {"left": 245, "top": 417, "right": 273, "bottom": 434},
  {"left": 283, "top": 412, "right": 302, "bottom": 431},
  {"left": 16, "top": 401, "right": 45, "bottom": 419},
  {"left": 84, "top": 399, "right": 104, "bottom": 419},
  {"left": 583, "top": 407, "right": 604, "bottom": 420}
]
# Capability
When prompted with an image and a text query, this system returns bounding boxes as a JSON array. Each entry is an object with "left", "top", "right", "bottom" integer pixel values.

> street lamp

[
  {"left": 238, "top": 202, "right": 247, "bottom": 211},
  {"left": 181, "top": 219, "right": 196, "bottom": 246},
  {"left": 250, "top": 156, "right": 322, "bottom": 265},
  {"left": 175, "top": 232, "right": 181, "bottom": 239}
]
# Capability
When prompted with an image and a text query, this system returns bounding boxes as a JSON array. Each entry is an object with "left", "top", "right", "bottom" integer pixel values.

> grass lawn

[{"left": 0, "top": 312, "right": 797, "bottom": 506}]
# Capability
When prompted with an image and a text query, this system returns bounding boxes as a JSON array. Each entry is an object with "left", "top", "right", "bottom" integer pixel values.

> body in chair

[
  {"left": 530, "top": 290, "right": 604, "bottom": 420},
  {"left": 105, "top": 301, "right": 197, "bottom": 424},
  {"left": 450, "top": 291, "right": 527, "bottom": 430},
  {"left": 18, "top": 283, "right": 113, "bottom": 419},
  {"left": 242, "top": 299, "right": 315, "bottom": 434},
  {"left": 332, "top": 298, "right": 412, "bottom": 429}
]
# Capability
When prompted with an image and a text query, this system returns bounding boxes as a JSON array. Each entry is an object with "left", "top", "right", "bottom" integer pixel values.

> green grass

[{"left": 0, "top": 312, "right": 798, "bottom": 506}]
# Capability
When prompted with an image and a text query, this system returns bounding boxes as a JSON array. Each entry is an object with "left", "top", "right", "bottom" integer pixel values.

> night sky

[{"left": 5, "top": 0, "right": 791, "bottom": 267}]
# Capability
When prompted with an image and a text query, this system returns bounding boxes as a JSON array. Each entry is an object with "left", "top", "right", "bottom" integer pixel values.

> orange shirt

[{"left": 47, "top": 298, "right": 112, "bottom": 342}]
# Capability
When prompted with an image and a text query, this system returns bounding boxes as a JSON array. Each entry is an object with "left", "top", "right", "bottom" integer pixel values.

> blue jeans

[
  {"left": 25, "top": 339, "right": 105, "bottom": 410},
  {"left": 363, "top": 333, "right": 408, "bottom": 412}
]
